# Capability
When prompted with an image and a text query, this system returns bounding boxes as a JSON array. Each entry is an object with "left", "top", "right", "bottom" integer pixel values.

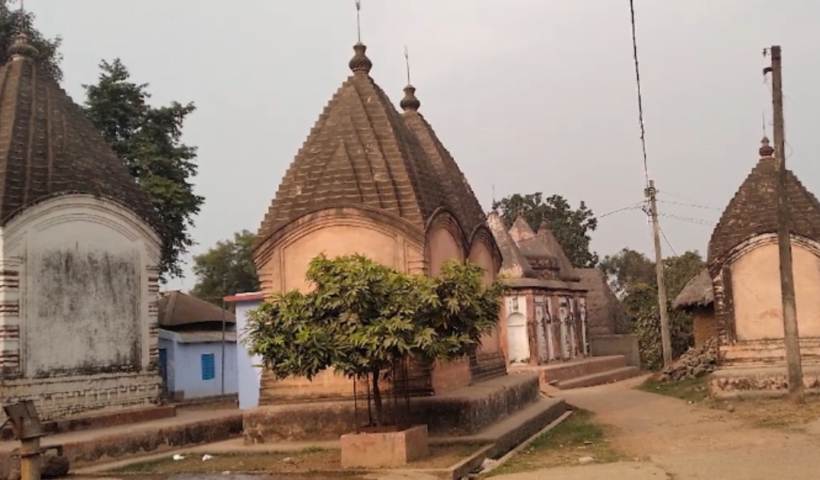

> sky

[{"left": 25, "top": 0, "right": 820, "bottom": 293}]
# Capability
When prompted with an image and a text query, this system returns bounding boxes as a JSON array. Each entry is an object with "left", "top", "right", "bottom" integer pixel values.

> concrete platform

[
  {"left": 0, "top": 408, "right": 242, "bottom": 480},
  {"left": 509, "top": 355, "right": 642, "bottom": 389},
  {"left": 243, "top": 373, "right": 542, "bottom": 442},
  {"left": 78, "top": 396, "right": 568, "bottom": 475},
  {"left": 709, "top": 364, "right": 820, "bottom": 399}
]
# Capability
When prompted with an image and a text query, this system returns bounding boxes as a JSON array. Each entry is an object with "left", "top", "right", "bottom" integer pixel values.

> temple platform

[
  {"left": 508, "top": 355, "right": 641, "bottom": 389},
  {"left": 709, "top": 364, "right": 820, "bottom": 399},
  {"left": 243, "top": 373, "right": 544, "bottom": 443}
]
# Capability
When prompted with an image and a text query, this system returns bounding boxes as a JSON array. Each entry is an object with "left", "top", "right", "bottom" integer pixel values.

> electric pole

[
  {"left": 765, "top": 45, "right": 804, "bottom": 403},
  {"left": 646, "top": 180, "right": 673, "bottom": 367}
]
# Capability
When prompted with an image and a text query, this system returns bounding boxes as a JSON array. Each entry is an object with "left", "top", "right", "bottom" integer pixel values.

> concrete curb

[{"left": 480, "top": 410, "right": 574, "bottom": 476}]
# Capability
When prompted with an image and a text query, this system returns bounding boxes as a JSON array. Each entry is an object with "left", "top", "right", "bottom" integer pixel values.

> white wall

[
  {"left": 0, "top": 195, "right": 163, "bottom": 421},
  {"left": 234, "top": 296, "right": 264, "bottom": 409}
]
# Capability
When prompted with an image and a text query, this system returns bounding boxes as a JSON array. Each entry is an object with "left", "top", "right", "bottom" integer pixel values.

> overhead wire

[{"left": 628, "top": 0, "right": 650, "bottom": 187}]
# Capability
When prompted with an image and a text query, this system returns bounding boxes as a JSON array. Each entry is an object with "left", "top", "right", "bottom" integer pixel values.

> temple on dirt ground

[
  {"left": 245, "top": 39, "right": 557, "bottom": 442},
  {"left": 486, "top": 210, "right": 641, "bottom": 388},
  {"left": 706, "top": 138, "right": 820, "bottom": 396},
  {"left": 0, "top": 30, "right": 164, "bottom": 424}
]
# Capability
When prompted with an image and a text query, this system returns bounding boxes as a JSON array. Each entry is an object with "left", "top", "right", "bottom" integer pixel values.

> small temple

[
  {"left": 486, "top": 210, "right": 640, "bottom": 387},
  {"left": 706, "top": 137, "right": 820, "bottom": 396}
]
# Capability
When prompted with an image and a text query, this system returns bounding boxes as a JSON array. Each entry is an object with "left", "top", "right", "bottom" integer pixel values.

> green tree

[
  {"left": 493, "top": 193, "right": 599, "bottom": 268},
  {"left": 244, "top": 255, "right": 501, "bottom": 426},
  {"left": 601, "top": 248, "right": 706, "bottom": 370},
  {"left": 83, "top": 59, "right": 204, "bottom": 280},
  {"left": 0, "top": 0, "right": 63, "bottom": 81},
  {"left": 190, "top": 230, "right": 260, "bottom": 309}
]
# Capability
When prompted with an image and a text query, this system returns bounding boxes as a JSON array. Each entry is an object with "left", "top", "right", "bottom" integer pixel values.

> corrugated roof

[{"left": 157, "top": 291, "right": 235, "bottom": 327}]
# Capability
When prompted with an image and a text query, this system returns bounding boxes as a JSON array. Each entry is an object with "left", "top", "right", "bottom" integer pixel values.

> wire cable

[{"left": 628, "top": 0, "right": 650, "bottom": 187}]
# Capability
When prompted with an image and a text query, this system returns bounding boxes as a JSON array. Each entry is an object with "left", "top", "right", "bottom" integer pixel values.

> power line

[
  {"left": 628, "top": 0, "right": 650, "bottom": 187},
  {"left": 656, "top": 199, "right": 722, "bottom": 211},
  {"left": 598, "top": 202, "right": 644, "bottom": 219},
  {"left": 659, "top": 225, "right": 678, "bottom": 256},
  {"left": 657, "top": 212, "right": 716, "bottom": 227}
]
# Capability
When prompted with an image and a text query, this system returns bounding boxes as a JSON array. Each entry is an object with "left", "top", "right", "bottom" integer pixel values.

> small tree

[{"left": 244, "top": 254, "right": 502, "bottom": 428}]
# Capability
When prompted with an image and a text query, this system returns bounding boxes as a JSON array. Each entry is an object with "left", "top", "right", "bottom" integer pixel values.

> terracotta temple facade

[
  {"left": 0, "top": 33, "right": 163, "bottom": 421},
  {"left": 707, "top": 138, "right": 820, "bottom": 394},
  {"left": 486, "top": 211, "right": 589, "bottom": 366},
  {"left": 251, "top": 42, "right": 507, "bottom": 407}
]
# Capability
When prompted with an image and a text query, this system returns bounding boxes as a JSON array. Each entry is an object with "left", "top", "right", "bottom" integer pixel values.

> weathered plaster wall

[
  {"left": 0, "top": 195, "right": 162, "bottom": 421},
  {"left": 234, "top": 296, "right": 264, "bottom": 409},
  {"left": 254, "top": 211, "right": 425, "bottom": 403},
  {"left": 731, "top": 242, "right": 820, "bottom": 341}
]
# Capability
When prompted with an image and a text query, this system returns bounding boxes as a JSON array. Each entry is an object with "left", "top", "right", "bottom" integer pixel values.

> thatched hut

[
  {"left": 672, "top": 268, "right": 715, "bottom": 347},
  {"left": 577, "top": 268, "right": 628, "bottom": 336}
]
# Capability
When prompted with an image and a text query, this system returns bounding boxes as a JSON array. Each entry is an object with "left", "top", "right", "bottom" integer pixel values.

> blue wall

[
  {"left": 234, "top": 297, "right": 264, "bottom": 409},
  {"left": 158, "top": 336, "right": 238, "bottom": 399}
]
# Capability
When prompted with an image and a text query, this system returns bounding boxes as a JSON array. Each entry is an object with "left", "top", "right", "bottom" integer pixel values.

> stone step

[
  {"left": 556, "top": 366, "right": 641, "bottom": 390},
  {"left": 510, "top": 355, "right": 628, "bottom": 384}
]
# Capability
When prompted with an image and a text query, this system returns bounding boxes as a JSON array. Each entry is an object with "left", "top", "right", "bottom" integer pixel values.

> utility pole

[
  {"left": 221, "top": 277, "right": 227, "bottom": 397},
  {"left": 765, "top": 45, "right": 804, "bottom": 403},
  {"left": 646, "top": 180, "right": 673, "bottom": 367}
]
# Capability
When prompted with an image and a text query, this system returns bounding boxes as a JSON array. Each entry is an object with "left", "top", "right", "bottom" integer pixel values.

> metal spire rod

[
  {"left": 404, "top": 45, "right": 411, "bottom": 85},
  {"left": 355, "top": 0, "right": 362, "bottom": 43}
]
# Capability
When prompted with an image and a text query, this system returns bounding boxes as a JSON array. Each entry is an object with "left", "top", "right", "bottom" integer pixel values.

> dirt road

[{"left": 492, "top": 375, "right": 820, "bottom": 480}]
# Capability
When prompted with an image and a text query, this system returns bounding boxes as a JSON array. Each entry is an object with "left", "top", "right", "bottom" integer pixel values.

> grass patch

[
  {"left": 638, "top": 375, "right": 712, "bottom": 404},
  {"left": 110, "top": 443, "right": 483, "bottom": 475},
  {"left": 637, "top": 375, "right": 820, "bottom": 430},
  {"left": 485, "top": 409, "right": 625, "bottom": 477}
]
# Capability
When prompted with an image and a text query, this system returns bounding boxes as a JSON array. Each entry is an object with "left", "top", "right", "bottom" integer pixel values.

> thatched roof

[
  {"left": 672, "top": 268, "right": 714, "bottom": 309},
  {"left": 578, "top": 268, "right": 627, "bottom": 336}
]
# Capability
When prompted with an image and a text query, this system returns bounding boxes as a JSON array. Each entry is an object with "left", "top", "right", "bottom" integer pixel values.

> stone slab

[
  {"left": 557, "top": 366, "right": 642, "bottom": 390},
  {"left": 509, "top": 356, "right": 627, "bottom": 384},
  {"left": 243, "top": 373, "right": 541, "bottom": 443},
  {"left": 341, "top": 425, "right": 429, "bottom": 468}
]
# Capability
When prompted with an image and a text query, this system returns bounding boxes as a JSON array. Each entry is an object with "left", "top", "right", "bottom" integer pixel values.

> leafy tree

[
  {"left": 190, "top": 230, "right": 260, "bottom": 309},
  {"left": 83, "top": 59, "right": 204, "bottom": 280},
  {"left": 599, "top": 248, "right": 656, "bottom": 296},
  {"left": 0, "top": 0, "right": 63, "bottom": 81},
  {"left": 244, "top": 254, "right": 502, "bottom": 426},
  {"left": 493, "top": 193, "right": 599, "bottom": 268},
  {"left": 601, "top": 249, "right": 706, "bottom": 369}
]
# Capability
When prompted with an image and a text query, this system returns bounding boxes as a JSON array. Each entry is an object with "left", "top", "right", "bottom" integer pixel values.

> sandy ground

[{"left": 491, "top": 374, "right": 820, "bottom": 480}]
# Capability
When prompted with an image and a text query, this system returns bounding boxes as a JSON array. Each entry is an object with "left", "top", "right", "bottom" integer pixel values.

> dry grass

[
  {"left": 110, "top": 443, "right": 482, "bottom": 475},
  {"left": 484, "top": 409, "right": 626, "bottom": 477},
  {"left": 639, "top": 375, "right": 820, "bottom": 429}
]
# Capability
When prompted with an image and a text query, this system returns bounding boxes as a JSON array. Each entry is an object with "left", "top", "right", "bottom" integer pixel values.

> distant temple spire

[
  {"left": 8, "top": 0, "right": 38, "bottom": 60},
  {"left": 349, "top": 0, "right": 372, "bottom": 74},
  {"left": 759, "top": 136, "right": 774, "bottom": 158},
  {"left": 400, "top": 46, "right": 420, "bottom": 111}
]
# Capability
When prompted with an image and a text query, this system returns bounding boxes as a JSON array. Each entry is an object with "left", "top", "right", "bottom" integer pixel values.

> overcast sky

[{"left": 26, "top": 0, "right": 820, "bottom": 292}]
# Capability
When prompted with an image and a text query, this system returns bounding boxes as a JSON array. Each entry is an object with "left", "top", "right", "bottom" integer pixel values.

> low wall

[
  {"left": 243, "top": 374, "right": 541, "bottom": 443},
  {"left": 590, "top": 334, "right": 640, "bottom": 367}
]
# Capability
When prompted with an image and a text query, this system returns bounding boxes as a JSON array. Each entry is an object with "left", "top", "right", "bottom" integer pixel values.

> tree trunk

[{"left": 372, "top": 370, "right": 384, "bottom": 426}]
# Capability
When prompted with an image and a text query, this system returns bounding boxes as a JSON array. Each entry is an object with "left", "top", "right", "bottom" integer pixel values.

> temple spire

[
  {"left": 348, "top": 0, "right": 372, "bottom": 74},
  {"left": 8, "top": 0, "right": 38, "bottom": 60},
  {"left": 759, "top": 136, "right": 775, "bottom": 158},
  {"left": 400, "top": 45, "right": 420, "bottom": 111}
]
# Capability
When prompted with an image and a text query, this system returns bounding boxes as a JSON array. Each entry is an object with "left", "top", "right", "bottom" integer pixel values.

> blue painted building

[
  {"left": 156, "top": 291, "right": 238, "bottom": 400},
  {"left": 224, "top": 291, "right": 265, "bottom": 409}
]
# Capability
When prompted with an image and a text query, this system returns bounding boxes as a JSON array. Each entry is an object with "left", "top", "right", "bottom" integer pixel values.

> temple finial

[
  {"left": 759, "top": 136, "right": 774, "bottom": 158},
  {"left": 8, "top": 0, "right": 38, "bottom": 60},
  {"left": 348, "top": 1, "right": 372, "bottom": 74},
  {"left": 400, "top": 45, "right": 421, "bottom": 111}
]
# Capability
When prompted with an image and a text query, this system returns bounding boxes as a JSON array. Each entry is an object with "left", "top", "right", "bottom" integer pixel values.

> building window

[
  {"left": 201, "top": 353, "right": 216, "bottom": 381},
  {"left": 511, "top": 297, "right": 519, "bottom": 312}
]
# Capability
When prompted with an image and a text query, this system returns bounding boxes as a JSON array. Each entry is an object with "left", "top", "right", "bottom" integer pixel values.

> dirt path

[{"left": 492, "top": 375, "right": 820, "bottom": 480}]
